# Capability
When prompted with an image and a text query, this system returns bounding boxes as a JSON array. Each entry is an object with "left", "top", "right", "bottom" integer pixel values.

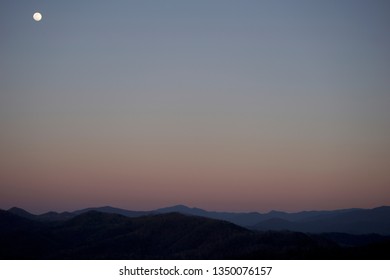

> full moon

[{"left": 33, "top": 12, "right": 42, "bottom": 22}]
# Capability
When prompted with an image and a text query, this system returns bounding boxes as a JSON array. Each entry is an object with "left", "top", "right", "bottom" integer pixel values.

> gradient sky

[{"left": 1, "top": 0, "right": 390, "bottom": 213}]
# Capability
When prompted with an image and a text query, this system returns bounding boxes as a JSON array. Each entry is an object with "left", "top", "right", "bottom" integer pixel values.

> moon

[{"left": 33, "top": 12, "right": 42, "bottom": 22}]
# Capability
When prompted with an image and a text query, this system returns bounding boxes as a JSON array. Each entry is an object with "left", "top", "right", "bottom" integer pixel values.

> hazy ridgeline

[{"left": 1, "top": 205, "right": 389, "bottom": 260}]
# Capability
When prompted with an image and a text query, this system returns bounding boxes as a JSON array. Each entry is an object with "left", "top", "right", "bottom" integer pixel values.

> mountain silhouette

[
  {"left": 156, "top": 205, "right": 264, "bottom": 226},
  {"left": 72, "top": 206, "right": 151, "bottom": 218},
  {"left": 155, "top": 205, "right": 390, "bottom": 235},
  {"left": 1, "top": 209, "right": 390, "bottom": 260},
  {"left": 6, "top": 205, "right": 390, "bottom": 235},
  {"left": 252, "top": 206, "right": 390, "bottom": 235},
  {"left": 7, "top": 207, "right": 37, "bottom": 220}
]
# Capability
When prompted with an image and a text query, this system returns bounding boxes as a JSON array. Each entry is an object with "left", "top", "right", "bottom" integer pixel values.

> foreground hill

[{"left": 1, "top": 210, "right": 389, "bottom": 260}]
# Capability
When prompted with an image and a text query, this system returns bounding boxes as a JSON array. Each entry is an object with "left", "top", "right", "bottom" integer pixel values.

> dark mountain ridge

[
  {"left": 252, "top": 206, "right": 390, "bottom": 235},
  {"left": 3, "top": 210, "right": 389, "bottom": 260},
  {"left": 6, "top": 205, "right": 390, "bottom": 235}
]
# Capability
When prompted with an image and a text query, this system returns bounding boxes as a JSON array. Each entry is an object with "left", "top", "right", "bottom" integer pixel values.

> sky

[{"left": 1, "top": 0, "right": 390, "bottom": 214}]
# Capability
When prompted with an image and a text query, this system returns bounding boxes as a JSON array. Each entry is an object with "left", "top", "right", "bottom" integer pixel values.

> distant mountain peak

[
  {"left": 156, "top": 205, "right": 209, "bottom": 215},
  {"left": 267, "top": 210, "right": 286, "bottom": 215},
  {"left": 166, "top": 204, "right": 191, "bottom": 210},
  {"left": 8, "top": 206, "right": 29, "bottom": 212},
  {"left": 7, "top": 207, "right": 35, "bottom": 218}
]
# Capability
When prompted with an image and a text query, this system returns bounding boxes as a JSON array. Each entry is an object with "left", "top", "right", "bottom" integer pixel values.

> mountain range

[
  {"left": 1, "top": 208, "right": 390, "bottom": 260},
  {"left": 6, "top": 204, "right": 390, "bottom": 235}
]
